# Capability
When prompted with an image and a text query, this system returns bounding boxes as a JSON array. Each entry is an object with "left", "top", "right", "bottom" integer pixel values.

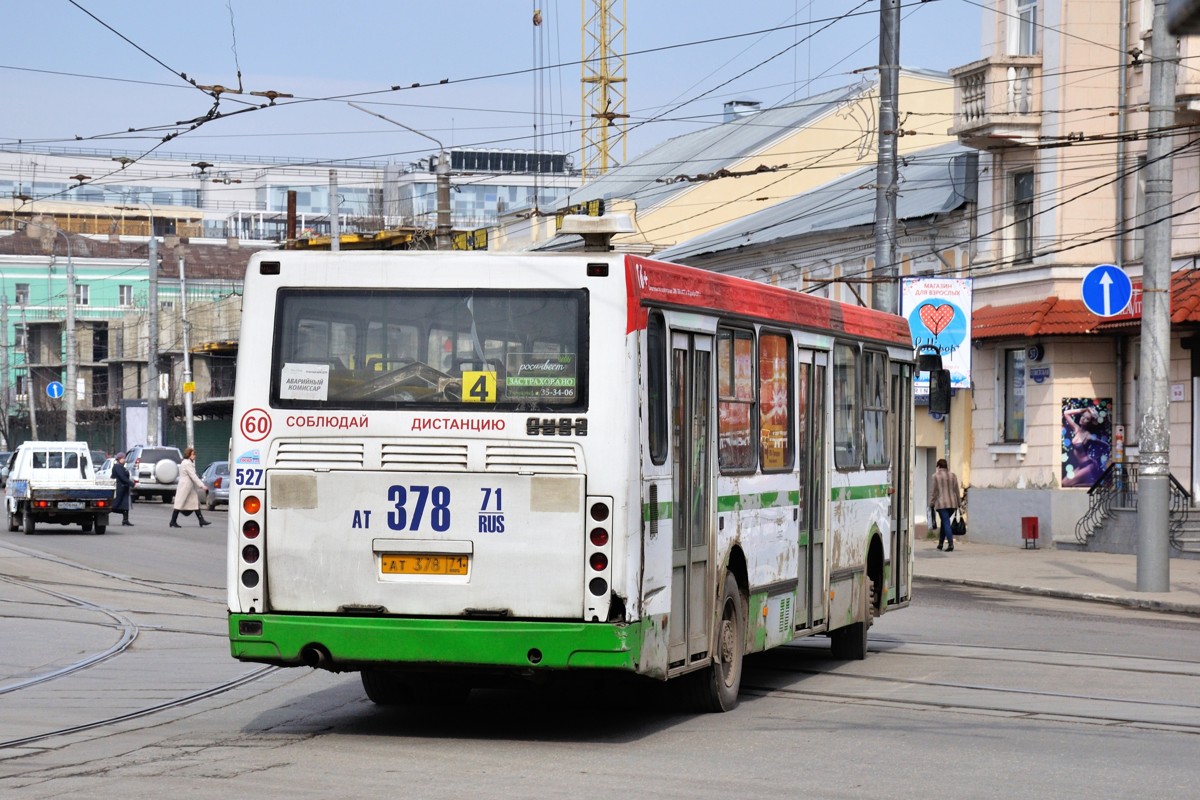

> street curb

[{"left": 914, "top": 575, "right": 1200, "bottom": 617}]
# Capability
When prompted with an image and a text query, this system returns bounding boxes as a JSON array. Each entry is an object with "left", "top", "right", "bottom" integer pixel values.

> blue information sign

[
  {"left": 46, "top": 381, "right": 64, "bottom": 399},
  {"left": 1081, "top": 263, "right": 1133, "bottom": 317}
]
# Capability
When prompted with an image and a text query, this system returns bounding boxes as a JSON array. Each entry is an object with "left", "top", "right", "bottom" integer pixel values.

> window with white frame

[
  {"left": 1003, "top": 347, "right": 1027, "bottom": 441},
  {"left": 1012, "top": 170, "right": 1035, "bottom": 263},
  {"left": 1015, "top": 0, "right": 1038, "bottom": 55},
  {"left": 14, "top": 324, "right": 26, "bottom": 350},
  {"left": 15, "top": 283, "right": 29, "bottom": 305},
  {"left": 119, "top": 284, "right": 133, "bottom": 307},
  {"left": 75, "top": 284, "right": 90, "bottom": 306}
]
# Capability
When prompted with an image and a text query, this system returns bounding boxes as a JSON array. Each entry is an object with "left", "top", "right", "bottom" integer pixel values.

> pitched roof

[
  {"left": 974, "top": 270, "right": 1200, "bottom": 340},
  {"left": 0, "top": 231, "right": 276, "bottom": 280},
  {"left": 561, "top": 83, "right": 870, "bottom": 213},
  {"left": 972, "top": 297, "right": 1098, "bottom": 339},
  {"left": 658, "top": 143, "right": 977, "bottom": 261}
]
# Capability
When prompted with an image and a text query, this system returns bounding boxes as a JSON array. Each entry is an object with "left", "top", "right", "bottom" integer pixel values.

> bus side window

[
  {"left": 759, "top": 331, "right": 793, "bottom": 471},
  {"left": 863, "top": 350, "right": 889, "bottom": 468},
  {"left": 647, "top": 312, "right": 667, "bottom": 465},
  {"left": 717, "top": 327, "right": 756, "bottom": 473},
  {"left": 833, "top": 343, "right": 861, "bottom": 470}
]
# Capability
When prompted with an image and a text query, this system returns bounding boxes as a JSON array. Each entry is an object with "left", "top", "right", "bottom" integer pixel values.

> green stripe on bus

[
  {"left": 830, "top": 484, "right": 891, "bottom": 501},
  {"left": 642, "top": 484, "right": 885, "bottom": 521},
  {"left": 642, "top": 501, "right": 674, "bottom": 521},
  {"left": 229, "top": 615, "right": 643, "bottom": 672}
]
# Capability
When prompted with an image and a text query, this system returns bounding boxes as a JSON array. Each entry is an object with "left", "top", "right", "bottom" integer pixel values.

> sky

[{"left": 2, "top": 0, "right": 982, "bottom": 168}]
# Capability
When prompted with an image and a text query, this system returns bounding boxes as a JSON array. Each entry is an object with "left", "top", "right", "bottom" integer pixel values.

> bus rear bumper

[{"left": 228, "top": 613, "right": 643, "bottom": 672}]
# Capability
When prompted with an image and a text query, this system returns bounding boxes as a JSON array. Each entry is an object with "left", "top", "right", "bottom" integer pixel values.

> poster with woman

[{"left": 1061, "top": 397, "right": 1113, "bottom": 487}]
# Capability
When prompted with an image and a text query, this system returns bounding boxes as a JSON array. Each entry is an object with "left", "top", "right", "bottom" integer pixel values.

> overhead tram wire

[
  {"left": 800, "top": 140, "right": 1200, "bottom": 292},
  {"left": 577, "top": 122, "right": 1176, "bottom": 244},
  {"left": 8, "top": 37, "right": 1183, "bottom": 175},
  {"left": 651, "top": 130, "right": 1200, "bottom": 283}
]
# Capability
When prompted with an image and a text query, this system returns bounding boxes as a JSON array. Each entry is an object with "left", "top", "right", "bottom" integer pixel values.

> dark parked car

[
  {"left": 201, "top": 460, "right": 230, "bottom": 509},
  {"left": 125, "top": 445, "right": 184, "bottom": 502}
]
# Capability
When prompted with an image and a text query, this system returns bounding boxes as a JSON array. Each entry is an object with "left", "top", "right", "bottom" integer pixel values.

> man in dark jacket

[{"left": 111, "top": 452, "right": 134, "bottom": 526}]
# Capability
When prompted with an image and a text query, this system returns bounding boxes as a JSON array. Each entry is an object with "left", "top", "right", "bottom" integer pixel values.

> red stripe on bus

[{"left": 623, "top": 255, "right": 910, "bottom": 345}]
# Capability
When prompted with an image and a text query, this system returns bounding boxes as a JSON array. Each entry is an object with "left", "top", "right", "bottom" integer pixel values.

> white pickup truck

[{"left": 4, "top": 441, "right": 116, "bottom": 535}]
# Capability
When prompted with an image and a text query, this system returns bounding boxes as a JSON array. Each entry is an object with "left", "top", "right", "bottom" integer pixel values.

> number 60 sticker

[{"left": 240, "top": 408, "right": 272, "bottom": 442}]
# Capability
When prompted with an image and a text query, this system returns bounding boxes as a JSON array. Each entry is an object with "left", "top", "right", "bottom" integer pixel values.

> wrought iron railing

[{"left": 1074, "top": 461, "right": 1191, "bottom": 547}]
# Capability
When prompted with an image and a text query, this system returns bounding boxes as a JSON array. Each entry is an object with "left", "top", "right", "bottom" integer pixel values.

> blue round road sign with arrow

[
  {"left": 1081, "top": 263, "right": 1133, "bottom": 317},
  {"left": 46, "top": 380, "right": 64, "bottom": 399}
]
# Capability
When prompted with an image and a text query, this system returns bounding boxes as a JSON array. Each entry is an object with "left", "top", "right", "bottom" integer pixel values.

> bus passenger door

[
  {"left": 669, "top": 332, "right": 713, "bottom": 669},
  {"left": 796, "top": 349, "right": 828, "bottom": 630},
  {"left": 889, "top": 361, "right": 913, "bottom": 604}
]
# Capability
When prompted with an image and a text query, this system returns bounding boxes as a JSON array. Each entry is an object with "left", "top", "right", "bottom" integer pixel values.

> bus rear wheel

[
  {"left": 686, "top": 572, "right": 745, "bottom": 713},
  {"left": 361, "top": 669, "right": 409, "bottom": 705},
  {"left": 361, "top": 669, "right": 471, "bottom": 706},
  {"left": 830, "top": 573, "right": 874, "bottom": 660}
]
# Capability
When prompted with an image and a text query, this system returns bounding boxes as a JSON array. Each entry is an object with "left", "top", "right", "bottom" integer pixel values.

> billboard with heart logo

[{"left": 900, "top": 277, "right": 972, "bottom": 393}]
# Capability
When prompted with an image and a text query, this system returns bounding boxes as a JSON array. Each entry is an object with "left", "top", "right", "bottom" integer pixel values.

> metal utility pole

[
  {"left": 147, "top": 231, "right": 159, "bottom": 447},
  {"left": 347, "top": 103, "right": 453, "bottom": 250},
  {"left": 872, "top": 0, "right": 901, "bottom": 315},
  {"left": 179, "top": 254, "right": 195, "bottom": 450},
  {"left": 1137, "top": 0, "right": 1178, "bottom": 592},
  {"left": 1, "top": 290, "right": 8, "bottom": 449},
  {"left": 62, "top": 231, "right": 77, "bottom": 441},
  {"left": 328, "top": 170, "right": 340, "bottom": 252},
  {"left": 23, "top": 307, "right": 37, "bottom": 441}
]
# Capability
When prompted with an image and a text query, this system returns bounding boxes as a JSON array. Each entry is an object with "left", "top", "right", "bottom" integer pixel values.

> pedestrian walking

[
  {"left": 170, "top": 447, "right": 211, "bottom": 528},
  {"left": 111, "top": 452, "right": 134, "bottom": 526},
  {"left": 929, "top": 458, "right": 962, "bottom": 552}
]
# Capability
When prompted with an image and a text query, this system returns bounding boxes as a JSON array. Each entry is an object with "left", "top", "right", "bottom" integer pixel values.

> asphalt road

[{"left": 3, "top": 510, "right": 1200, "bottom": 799}]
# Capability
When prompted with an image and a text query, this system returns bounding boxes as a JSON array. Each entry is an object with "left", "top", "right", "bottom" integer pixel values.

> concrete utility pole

[
  {"left": 1138, "top": 0, "right": 1178, "bottom": 592},
  {"left": 872, "top": 0, "right": 901, "bottom": 314},
  {"left": 179, "top": 254, "right": 195, "bottom": 450},
  {"left": 1, "top": 290, "right": 8, "bottom": 449},
  {"left": 147, "top": 230, "right": 159, "bottom": 447},
  {"left": 328, "top": 170, "right": 340, "bottom": 252},
  {"left": 23, "top": 307, "right": 37, "bottom": 441},
  {"left": 62, "top": 231, "right": 76, "bottom": 441}
]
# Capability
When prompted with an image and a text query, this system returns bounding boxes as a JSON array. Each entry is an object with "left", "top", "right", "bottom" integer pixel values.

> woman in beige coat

[
  {"left": 928, "top": 458, "right": 962, "bottom": 551},
  {"left": 171, "top": 447, "right": 211, "bottom": 528}
]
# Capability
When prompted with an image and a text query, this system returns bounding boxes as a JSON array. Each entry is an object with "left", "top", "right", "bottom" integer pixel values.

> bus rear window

[{"left": 271, "top": 289, "right": 588, "bottom": 412}]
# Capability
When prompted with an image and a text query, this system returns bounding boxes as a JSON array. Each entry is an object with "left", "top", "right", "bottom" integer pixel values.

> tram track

[
  {"left": 0, "top": 537, "right": 284, "bottom": 753},
  {"left": 742, "top": 637, "right": 1200, "bottom": 735},
  {"left": 0, "top": 665, "right": 278, "bottom": 750},
  {"left": 0, "top": 574, "right": 140, "bottom": 696}
]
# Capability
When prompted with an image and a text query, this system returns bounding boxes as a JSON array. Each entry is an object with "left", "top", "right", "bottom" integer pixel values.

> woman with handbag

[
  {"left": 929, "top": 458, "right": 962, "bottom": 552},
  {"left": 170, "top": 447, "right": 212, "bottom": 528}
]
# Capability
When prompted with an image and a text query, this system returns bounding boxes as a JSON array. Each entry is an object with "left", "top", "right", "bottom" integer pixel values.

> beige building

[
  {"left": 497, "top": 70, "right": 957, "bottom": 253},
  {"left": 949, "top": 0, "right": 1200, "bottom": 553}
]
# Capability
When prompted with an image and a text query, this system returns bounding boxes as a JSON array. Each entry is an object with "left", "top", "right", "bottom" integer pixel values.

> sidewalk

[{"left": 913, "top": 538, "right": 1200, "bottom": 616}]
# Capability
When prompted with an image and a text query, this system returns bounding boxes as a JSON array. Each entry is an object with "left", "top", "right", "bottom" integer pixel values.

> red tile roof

[
  {"left": 975, "top": 270, "right": 1200, "bottom": 339},
  {"left": 973, "top": 296, "right": 1098, "bottom": 339},
  {"left": 1169, "top": 269, "right": 1200, "bottom": 325}
]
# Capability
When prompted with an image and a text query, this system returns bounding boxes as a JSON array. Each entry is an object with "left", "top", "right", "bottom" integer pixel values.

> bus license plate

[
  {"left": 58, "top": 501, "right": 85, "bottom": 510},
  {"left": 381, "top": 554, "right": 469, "bottom": 576}
]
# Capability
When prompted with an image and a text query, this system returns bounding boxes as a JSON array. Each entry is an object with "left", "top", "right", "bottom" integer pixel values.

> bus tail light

[
  {"left": 238, "top": 490, "right": 266, "bottom": 602},
  {"left": 584, "top": 496, "right": 614, "bottom": 622}
]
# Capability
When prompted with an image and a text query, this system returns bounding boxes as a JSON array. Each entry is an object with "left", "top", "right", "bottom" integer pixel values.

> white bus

[{"left": 227, "top": 243, "right": 915, "bottom": 711}]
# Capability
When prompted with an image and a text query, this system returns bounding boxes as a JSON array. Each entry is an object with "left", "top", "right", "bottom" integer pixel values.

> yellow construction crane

[{"left": 581, "top": 0, "right": 628, "bottom": 179}]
